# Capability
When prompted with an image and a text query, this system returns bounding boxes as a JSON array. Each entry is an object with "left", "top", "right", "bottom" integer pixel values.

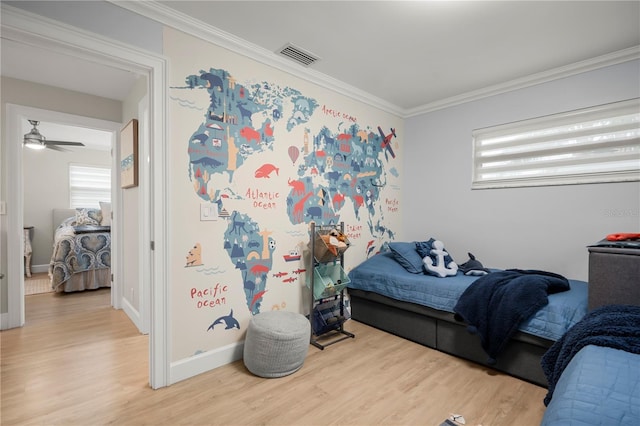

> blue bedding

[
  {"left": 541, "top": 345, "right": 640, "bottom": 425},
  {"left": 347, "top": 251, "right": 587, "bottom": 341},
  {"left": 541, "top": 304, "right": 640, "bottom": 405},
  {"left": 454, "top": 269, "right": 571, "bottom": 364}
]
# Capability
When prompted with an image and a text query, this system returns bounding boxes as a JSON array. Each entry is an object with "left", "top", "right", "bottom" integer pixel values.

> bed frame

[{"left": 348, "top": 288, "right": 553, "bottom": 387}]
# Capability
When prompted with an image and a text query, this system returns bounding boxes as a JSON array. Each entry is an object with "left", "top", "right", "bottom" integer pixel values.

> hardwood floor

[{"left": 1, "top": 291, "right": 547, "bottom": 425}]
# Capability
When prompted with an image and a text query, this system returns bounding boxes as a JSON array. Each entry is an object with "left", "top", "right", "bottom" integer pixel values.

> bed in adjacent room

[
  {"left": 48, "top": 206, "right": 111, "bottom": 293},
  {"left": 346, "top": 240, "right": 589, "bottom": 386}
]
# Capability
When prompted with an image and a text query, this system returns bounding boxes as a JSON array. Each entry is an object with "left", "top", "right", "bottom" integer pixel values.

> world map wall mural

[
  {"left": 165, "top": 27, "right": 402, "bottom": 360},
  {"left": 176, "top": 66, "right": 398, "bottom": 315}
]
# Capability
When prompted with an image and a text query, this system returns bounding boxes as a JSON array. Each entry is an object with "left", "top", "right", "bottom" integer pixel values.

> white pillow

[{"left": 99, "top": 202, "right": 112, "bottom": 226}]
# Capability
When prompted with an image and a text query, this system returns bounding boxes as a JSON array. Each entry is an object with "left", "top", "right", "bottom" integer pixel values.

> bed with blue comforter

[
  {"left": 541, "top": 346, "right": 640, "bottom": 425},
  {"left": 540, "top": 305, "right": 640, "bottom": 425},
  {"left": 347, "top": 248, "right": 588, "bottom": 386}
]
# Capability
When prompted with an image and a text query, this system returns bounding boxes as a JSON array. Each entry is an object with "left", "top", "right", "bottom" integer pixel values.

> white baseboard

[
  {"left": 0, "top": 312, "right": 9, "bottom": 330},
  {"left": 170, "top": 342, "right": 244, "bottom": 385},
  {"left": 121, "top": 296, "right": 142, "bottom": 333},
  {"left": 30, "top": 264, "right": 49, "bottom": 274}
]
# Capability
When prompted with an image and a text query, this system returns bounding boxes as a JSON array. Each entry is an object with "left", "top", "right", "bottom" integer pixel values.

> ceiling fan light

[
  {"left": 24, "top": 141, "right": 46, "bottom": 150},
  {"left": 23, "top": 135, "right": 46, "bottom": 150}
]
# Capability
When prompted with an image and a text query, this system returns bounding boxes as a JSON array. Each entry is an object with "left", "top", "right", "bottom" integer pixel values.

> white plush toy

[{"left": 423, "top": 240, "right": 458, "bottom": 278}]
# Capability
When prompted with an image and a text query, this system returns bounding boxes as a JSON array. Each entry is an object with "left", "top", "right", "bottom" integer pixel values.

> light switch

[{"left": 200, "top": 204, "right": 217, "bottom": 221}]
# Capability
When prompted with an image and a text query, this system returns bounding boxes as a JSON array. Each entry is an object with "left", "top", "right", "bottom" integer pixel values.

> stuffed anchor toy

[{"left": 421, "top": 240, "right": 458, "bottom": 278}]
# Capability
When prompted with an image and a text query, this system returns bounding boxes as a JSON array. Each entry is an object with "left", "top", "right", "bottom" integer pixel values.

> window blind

[
  {"left": 472, "top": 98, "right": 640, "bottom": 189},
  {"left": 69, "top": 164, "right": 111, "bottom": 208}
]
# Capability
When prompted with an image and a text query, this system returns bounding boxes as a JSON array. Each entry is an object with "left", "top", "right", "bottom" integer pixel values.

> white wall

[
  {"left": 23, "top": 145, "right": 110, "bottom": 267},
  {"left": 403, "top": 60, "right": 640, "bottom": 281},
  {"left": 120, "top": 75, "right": 147, "bottom": 315}
]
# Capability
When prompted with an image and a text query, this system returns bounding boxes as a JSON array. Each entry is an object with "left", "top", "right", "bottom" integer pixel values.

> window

[
  {"left": 69, "top": 164, "right": 111, "bottom": 208},
  {"left": 472, "top": 98, "right": 640, "bottom": 189}
]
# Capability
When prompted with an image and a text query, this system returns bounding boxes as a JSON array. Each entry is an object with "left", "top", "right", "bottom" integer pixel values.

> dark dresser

[{"left": 587, "top": 241, "right": 640, "bottom": 311}]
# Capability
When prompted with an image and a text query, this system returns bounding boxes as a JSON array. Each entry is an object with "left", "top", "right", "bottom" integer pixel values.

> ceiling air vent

[{"left": 277, "top": 43, "right": 319, "bottom": 67}]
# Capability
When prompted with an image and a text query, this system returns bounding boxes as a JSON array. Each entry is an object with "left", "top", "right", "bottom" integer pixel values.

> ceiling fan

[{"left": 23, "top": 120, "right": 85, "bottom": 151}]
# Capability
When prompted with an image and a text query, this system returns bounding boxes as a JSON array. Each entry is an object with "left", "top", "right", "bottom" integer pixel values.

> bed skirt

[{"left": 53, "top": 268, "right": 111, "bottom": 293}]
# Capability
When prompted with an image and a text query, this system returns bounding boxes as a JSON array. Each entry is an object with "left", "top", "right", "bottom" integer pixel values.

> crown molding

[
  {"left": 113, "top": 1, "right": 640, "bottom": 119},
  {"left": 11, "top": 1, "right": 638, "bottom": 119},
  {"left": 1, "top": 4, "right": 166, "bottom": 72},
  {"left": 405, "top": 45, "right": 640, "bottom": 117},
  {"left": 109, "top": 0, "right": 405, "bottom": 118}
]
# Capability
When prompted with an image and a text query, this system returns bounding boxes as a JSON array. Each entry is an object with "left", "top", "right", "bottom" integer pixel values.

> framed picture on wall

[{"left": 120, "top": 118, "right": 138, "bottom": 189}]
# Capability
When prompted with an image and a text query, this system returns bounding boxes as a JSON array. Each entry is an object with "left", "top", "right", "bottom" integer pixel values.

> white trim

[
  {"left": 1, "top": 5, "right": 170, "bottom": 389},
  {"left": 407, "top": 46, "right": 640, "bottom": 117},
  {"left": 109, "top": 0, "right": 405, "bottom": 118},
  {"left": 30, "top": 265, "right": 49, "bottom": 274},
  {"left": 170, "top": 342, "right": 244, "bottom": 385},
  {"left": 112, "top": 1, "right": 640, "bottom": 119},
  {"left": 110, "top": 129, "right": 122, "bottom": 311},
  {"left": 0, "top": 312, "right": 9, "bottom": 330},
  {"left": 121, "top": 296, "right": 143, "bottom": 332},
  {"left": 5, "top": 103, "right": 26, "bottom": 329},
  {"left": 138, "top": 95, "right": 151, "bottom": 335},
  {"left": 148, "top": 44, "right": 171, "bottom": 391}
]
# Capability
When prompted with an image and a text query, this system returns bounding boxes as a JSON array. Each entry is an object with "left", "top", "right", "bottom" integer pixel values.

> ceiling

[
  {"left": 151, "top": 0, "right": 640, "bottom": 112},
  {"left": 2, "top": 1, "right": 639, "bottom": 116}
]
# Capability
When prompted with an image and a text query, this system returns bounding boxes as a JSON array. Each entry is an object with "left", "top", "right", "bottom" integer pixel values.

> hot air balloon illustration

[{"left": 288, "top": 145, "right": 299, "bottom": 165}]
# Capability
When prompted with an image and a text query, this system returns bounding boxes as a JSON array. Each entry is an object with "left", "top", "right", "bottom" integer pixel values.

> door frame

[
  {"left": 6, "top": 106, "right": 122, "bottom": 310},
  {"left": 2, "top": 6, "right": 170, "bottom": 389}
]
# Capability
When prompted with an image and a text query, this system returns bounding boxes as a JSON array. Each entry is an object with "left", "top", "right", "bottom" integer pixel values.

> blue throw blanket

[
  {"left": 453, "top": 269, "right": 571, "bottom": 364},
  {"left": 541, "top": 304, "right": 640, "bottom": 406}
]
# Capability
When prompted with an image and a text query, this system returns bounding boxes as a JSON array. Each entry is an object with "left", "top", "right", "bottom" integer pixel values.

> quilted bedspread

[
  {"left": 541, "top": 345, "right": 640, "bottom": 425},
  {"left": 48, "top": 223, "right": 111, "bottom": 290},
  {"left": 347, "top": 251, "right": 588, "bottom": 342}
]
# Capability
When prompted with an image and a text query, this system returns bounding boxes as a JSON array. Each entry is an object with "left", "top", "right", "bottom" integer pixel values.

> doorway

[
  {"left": 2, "top": 8, "right": 169, "bottom": 388},
  {"left": 19, "top": 111, "right": 120, "bottom": 306}
]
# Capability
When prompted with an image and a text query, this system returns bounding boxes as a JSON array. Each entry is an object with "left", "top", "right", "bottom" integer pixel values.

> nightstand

[
  {"left": 588, "top": 243, "right": 640, "bottom": 310},
  {"left": 24, "top": 226, "right": 34, "bottom": 278}
]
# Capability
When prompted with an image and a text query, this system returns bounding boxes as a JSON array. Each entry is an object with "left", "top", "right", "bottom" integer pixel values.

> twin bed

[
  {"left": 346, "top": 240, "right": 640, "bottom": 423},
  {"left": 48, "top": 207, "right": 111, "bottom": 293}
]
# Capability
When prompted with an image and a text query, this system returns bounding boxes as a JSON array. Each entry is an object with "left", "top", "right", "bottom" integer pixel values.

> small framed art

[{"left": 120, "top": 118, "right": 138, "bottom": 189}]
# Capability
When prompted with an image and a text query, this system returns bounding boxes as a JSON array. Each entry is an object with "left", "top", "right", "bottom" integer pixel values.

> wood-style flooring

[{"left": 1, "top": 290, "right": 547, "bottom": 425}]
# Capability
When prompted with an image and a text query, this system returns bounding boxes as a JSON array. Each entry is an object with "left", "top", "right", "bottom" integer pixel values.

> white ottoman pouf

[{"left": 243, "top": 311, "right": 311, "bottom": 378}]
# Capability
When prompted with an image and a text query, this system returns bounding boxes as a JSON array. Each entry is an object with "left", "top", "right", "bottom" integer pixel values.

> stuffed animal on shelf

[{"left": 320, "top": 227, "right": 349, "bottom": 256}]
